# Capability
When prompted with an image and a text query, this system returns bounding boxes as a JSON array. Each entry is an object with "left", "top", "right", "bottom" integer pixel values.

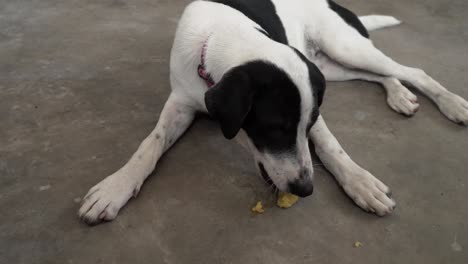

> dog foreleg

[
  {"left": 78, "top": 92, "right": 195, "bottom": 225},
  {"left": 309, "top": 115, "right": 396, "bottom": 216}
]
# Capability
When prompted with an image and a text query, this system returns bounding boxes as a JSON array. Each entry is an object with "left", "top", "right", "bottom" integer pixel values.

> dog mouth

[{"left": 258, "top": 162, "right": 278, "bottom": 191}]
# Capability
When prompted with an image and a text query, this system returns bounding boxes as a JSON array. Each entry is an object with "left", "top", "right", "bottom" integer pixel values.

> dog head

[{"left": 205, "top": 50, "right": 325, "bottom": 197}]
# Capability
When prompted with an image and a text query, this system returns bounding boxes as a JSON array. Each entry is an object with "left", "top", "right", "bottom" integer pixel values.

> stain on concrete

[
  {"left": 354, "top": 110, "right": 368, "bottom": 121},
  {"left": 39, "top": 185, "right": 51, "bottom": 191},
  {"left": 451, "top": 235, "right": 463, "bottom": 252}
]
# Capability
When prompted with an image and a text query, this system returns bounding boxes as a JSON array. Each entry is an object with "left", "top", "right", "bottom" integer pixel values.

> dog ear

[
  {"left": 312, "top": 66, "right": 326, "bottom": 107},
  {"left": 303, "top": 56, "right": 326, "bottom": 107},
  {"left": 292, "top": 48, "right": 326, "bottom": 107},
  {"left": 205, "top": 67, "right": 254, "bottom": 139}
]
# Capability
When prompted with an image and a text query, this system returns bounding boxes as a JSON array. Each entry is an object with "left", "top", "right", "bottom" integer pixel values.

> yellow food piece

[
  {"left": 276, "top": 192, "right": 299, "bottom": 208},
  {"left": 354, "top": 241, "right": 363, "bottom": 248},
  {"left": 251, "top": 201, "right": 265, "bottom": 214}
]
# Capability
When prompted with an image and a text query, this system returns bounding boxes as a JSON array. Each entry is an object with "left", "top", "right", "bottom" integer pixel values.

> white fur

[
  {"left": 314, "top": 53, "right": 420, "bottom": 115},
  {"left": 79, "top": 94, "right": 195, "bottom": 224},
  {"left": 359, "top": 15, "right": 402, "bottom": 31},
  {"left": 310, "top": 116, "right": 396, "bottom": 216},
  {"left": 79, "top": 0, "right": 468, "bottom": 224}
]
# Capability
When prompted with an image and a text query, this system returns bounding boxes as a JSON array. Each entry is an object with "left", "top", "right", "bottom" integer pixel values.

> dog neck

[
  {"left": 200, "top": 29, "right": 288, "bottom": 86},
  {"left": 197, "top": 38, "right": 216, "bottom": 88}
]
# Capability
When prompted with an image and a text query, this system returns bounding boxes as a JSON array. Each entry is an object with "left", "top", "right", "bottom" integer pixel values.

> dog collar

[{"left": 198, "top": 38, "right": 216, "bottom": 88}]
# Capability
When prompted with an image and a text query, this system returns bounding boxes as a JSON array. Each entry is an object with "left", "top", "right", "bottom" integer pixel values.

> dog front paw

[
  {"left": 341, "top": 167, "right": 396, "bottom": 216},
  {"left": 437, "top": 92, "right": 468, "bottom": 125},
  {"left": 78, "top": 172, "right": 141, "bottom": 225}
]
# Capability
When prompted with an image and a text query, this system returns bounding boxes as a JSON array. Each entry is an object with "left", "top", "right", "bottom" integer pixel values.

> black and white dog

[{"left": 79, "top": 0, "right": 468, "bottom": 225}]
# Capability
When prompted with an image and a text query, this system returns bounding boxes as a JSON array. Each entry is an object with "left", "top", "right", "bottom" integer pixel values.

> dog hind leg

[
  {"left": 359, "top": 15, "right": 401, "bottom": 31},
  {"left": 315, "top": 53, "right": 420, "bottom": 116},
  {"left": 314, "top": 11, "right": 468, "bottom": 125}
]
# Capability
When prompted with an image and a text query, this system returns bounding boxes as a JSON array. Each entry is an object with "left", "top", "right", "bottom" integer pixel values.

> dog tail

[{"left": 359, "top": 15, "right": 402, "bottom": 31}]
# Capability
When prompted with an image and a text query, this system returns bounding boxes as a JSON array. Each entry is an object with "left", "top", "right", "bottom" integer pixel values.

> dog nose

[{"left": 288, "top": 174, "right": 314, "bottom": 198}]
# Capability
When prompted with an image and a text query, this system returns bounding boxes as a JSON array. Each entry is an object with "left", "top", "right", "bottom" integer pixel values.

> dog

[{"left": 78, "top": 0, "right": 468, "bottom": 225}]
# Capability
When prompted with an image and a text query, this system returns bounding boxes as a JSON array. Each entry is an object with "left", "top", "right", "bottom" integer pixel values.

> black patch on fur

[
  {"left": 292, "top": 49, "right": 326, "bottom": 129},
  {"left": 209, "top": 0, "right": 289, "bottom": 44},
  {"left": 327, "top": 0, "right": 369, "bottom": 38},
  {"left": 205, "top": 61, "right": 301, "bottom": 152},
  {"left": 205, "top": 67, "right": 254, "bottom": 139}
]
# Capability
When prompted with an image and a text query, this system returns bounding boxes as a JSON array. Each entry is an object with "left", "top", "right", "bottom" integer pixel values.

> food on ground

[{"left": 277, "top": 192, "right": 299, "bottom": 208}]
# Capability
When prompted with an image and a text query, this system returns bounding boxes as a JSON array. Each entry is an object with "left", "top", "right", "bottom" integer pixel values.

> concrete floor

[{"left": 1, "top": 0, "right": 467, "bottom": 263}]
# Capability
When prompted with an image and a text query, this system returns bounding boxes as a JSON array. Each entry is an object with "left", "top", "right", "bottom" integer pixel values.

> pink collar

[{"left": 197, "top": 39, "right": 216, "bottom": 88}]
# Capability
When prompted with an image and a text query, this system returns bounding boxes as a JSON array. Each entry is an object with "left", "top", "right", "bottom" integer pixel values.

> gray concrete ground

[{"left": 1, "top": 0, "right": 467, "bottom": 263}]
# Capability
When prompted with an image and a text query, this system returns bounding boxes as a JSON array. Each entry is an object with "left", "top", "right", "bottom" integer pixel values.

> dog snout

[{"left": 288, "top": 169, "right": 314, "bottom": 197}]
